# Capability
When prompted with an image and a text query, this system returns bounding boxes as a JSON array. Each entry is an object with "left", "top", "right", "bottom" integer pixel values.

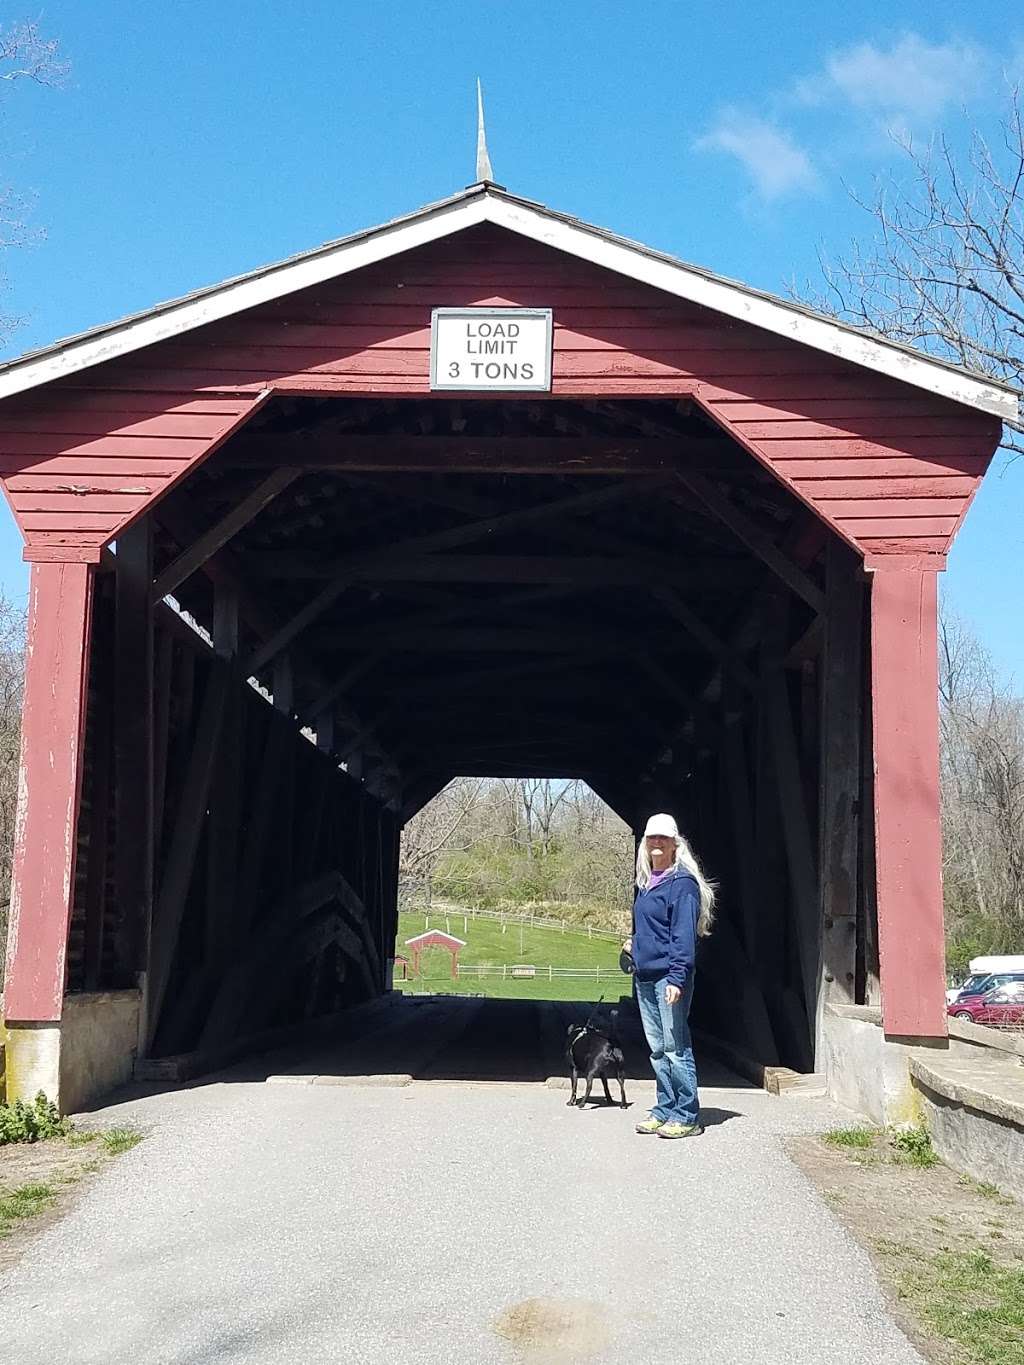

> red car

[{"left": 948, "top": 983, "right": 1024, "bottom": 1027}]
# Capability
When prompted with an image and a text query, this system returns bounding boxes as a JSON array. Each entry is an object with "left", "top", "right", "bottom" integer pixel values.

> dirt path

[{"left": 790, "top": 1134, "right": 1024, "bottom": 1364}]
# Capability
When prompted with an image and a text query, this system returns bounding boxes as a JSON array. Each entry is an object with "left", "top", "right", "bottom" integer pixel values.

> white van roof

[{"left": 968, "top": 956, "right": 1024, "bottom": 973}]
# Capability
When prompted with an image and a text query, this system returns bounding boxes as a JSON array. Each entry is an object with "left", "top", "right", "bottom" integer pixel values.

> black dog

[{"left": 565, "top": 1011, "right": 628, "bottom": 1108}]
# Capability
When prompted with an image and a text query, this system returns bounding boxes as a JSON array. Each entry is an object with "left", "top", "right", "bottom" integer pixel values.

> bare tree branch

[
  {"left": 802, "top": 90, "right": 1024, "bottom": 458},
  {"left": 0, "top": 22, "right": 68, "bottom": 87},
  {"left": 0, "top": 19, "right": 68, "bottom": 338}
]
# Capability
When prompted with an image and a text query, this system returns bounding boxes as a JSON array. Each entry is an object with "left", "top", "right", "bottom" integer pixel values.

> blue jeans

[{"left": 635, "top": 975, "right": 699, "bottom": 1125}]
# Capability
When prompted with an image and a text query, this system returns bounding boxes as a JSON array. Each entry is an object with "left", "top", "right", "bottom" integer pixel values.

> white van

[{"left": 947, "top": 955, "right": 1024, "bottom": 1005}]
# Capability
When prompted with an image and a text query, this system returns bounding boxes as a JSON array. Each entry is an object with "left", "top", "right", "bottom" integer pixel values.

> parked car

[
  {"left": 949, "top": 982, "right": 1024, "bottom": 1027},
  {"left": 947, "top": 955, "right": 1024, "bottom": 1004},
  {"left": 949, "top": 971, "right": 1024, "bottom": 1005}
]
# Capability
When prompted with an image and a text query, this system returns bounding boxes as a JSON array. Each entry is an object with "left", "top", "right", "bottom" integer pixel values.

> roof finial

[{"left": 475, "top": 77, "right": 494, "bottom": 183}]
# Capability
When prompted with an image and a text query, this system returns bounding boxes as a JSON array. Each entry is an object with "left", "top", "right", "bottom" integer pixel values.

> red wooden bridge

[{"left": 0, "top": 179, "right": 1014, "bottom": 1112}]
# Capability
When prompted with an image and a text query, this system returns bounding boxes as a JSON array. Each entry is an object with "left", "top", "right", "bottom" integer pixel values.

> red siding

[
  {"left": 3, "top": 562, "right": 93, "bottom": 1019},
  {"left": 0, "top": 396, "right": 263, "bottom": 559},
  {"left": 0, "top": 224, "right": 1002, "bottom": 559}
]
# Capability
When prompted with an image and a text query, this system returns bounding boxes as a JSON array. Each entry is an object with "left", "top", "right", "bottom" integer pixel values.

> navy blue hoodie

[{"left": 632, "top": 869, "right": 699, "bottom": 988}]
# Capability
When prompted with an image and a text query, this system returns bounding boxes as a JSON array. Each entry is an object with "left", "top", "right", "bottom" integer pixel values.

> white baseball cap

[{"left": 643, "top": 813, "right": 680, "bottom": 839}]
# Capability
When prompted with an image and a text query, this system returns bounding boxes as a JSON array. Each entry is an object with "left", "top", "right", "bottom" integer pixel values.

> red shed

[
  {"left": 404, "top": 930, "right": 467, "bottom": 979},
  {"left": 0, "top": 175, "right": 1013, "bottom": 1113}
]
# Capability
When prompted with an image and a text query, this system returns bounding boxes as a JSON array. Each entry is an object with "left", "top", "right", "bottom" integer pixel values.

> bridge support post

[
  {"left": 868, "top": 564, "right": 947, "bottom": 1039},
  {"left": 3, "top": 561, "right": 94, "bottom": 1103}
]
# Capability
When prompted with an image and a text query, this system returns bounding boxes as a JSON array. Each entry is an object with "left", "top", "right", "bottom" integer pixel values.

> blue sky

[{"left": 0, "top": 3, "right": 1021, "bottom": 680}]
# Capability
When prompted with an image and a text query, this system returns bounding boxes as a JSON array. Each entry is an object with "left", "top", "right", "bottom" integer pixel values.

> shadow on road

[{"left": 92, "top": 994, "right": 754, "bottom": 1109}]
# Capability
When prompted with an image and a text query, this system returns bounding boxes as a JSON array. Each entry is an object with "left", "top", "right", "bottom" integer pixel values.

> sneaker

[
  {"left": 635, "top": 1115, "right": 665, "bottom": 1134},
  {"left": 658, "top": 1122, "right": 703, "bottom": 1140}
]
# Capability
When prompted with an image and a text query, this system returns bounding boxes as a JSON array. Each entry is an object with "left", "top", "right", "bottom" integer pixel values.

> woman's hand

[
  {"left": 665, "top": 984, "right": 682, "bottom": 1006},
  {"left": 622, "top": 937, "right": 632, "bottom": 953}
]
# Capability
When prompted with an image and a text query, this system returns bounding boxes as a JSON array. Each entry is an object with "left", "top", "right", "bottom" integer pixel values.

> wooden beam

[
  {"left": 766, "top": 665, "right": 819, "bottom": 1027},
  {"left": 257, "top": 552, "right": 746, "bottom": 589},
  {"left": 653, "top": 586, "right": 758, "bottom": 692},
  {"left": 371, "top": 653, "right": 608, "bottom": 700},
  {"left": 152, "top": 626, "right": 174, "bottom": 863},
  {"left": 400, "top": 774, "right": 452, "bottom": 824},
  {"left": 82, "top": 626, "right": 114, "bottom": 992},
  {"left": 230, "top": 434, "right": 690, "bottom": 474},
  {"left": 635, "top": 653, "right": 716, "bottom": 733},
  {"left": 785, "top": 614, "right": 824, "bottom": 667},
  {"left": 155, "top": 497, "right": 403, "bottom": 792},
  {"left": 722, "top": 708, "right": 758, "bottom": 962},
  {"left": 145, "top": 660, "right": 229, "bottom": 1048},
  {"left": 246, "top": 478, "right": 661, "bottom": 674},
  {"left": 817, "top": 540, "right": 863, "bottom": 1025},
  {"left": 340, "top": 472, "right": 499, "bottom": 520},
  {"left": 672, "top": 471, "right": 825, "bottom": 614},
  {"left": 151, "top": 466, "right": 299, "bottom": 602},
  {"left": 752, "top": 600, "right": 789, "bottom": 1000},
  {"left": 205, "top": 664, "right": 244, "bottom": 972},
  {"left": 201, "top": 873, "right": 373, "bottom": 1049},
  {"left": 233, "top": 712, "right": 292, "bottom": 939},
  {"left": 212, "top": 581, "right": 240, "bottom": 659},
  {"left": 155, "top": 498, "right": 283, "bottom": 641},
  {"left": 318, "top": 624, "right": 633, "bottom": 654},
  {"left": 306, "top": 655, "right": 382, "bottom": 727},
  {"left": 273, "top": 655, "right": 294, "bottom": 714},
  {"left": 114, "top": 520, "right": 154, "bottom": 985}
]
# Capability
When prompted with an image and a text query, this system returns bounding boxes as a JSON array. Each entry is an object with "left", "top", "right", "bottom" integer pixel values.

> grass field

[{"left": 394, "top": 908, "right": 626, "bottom": 1001}]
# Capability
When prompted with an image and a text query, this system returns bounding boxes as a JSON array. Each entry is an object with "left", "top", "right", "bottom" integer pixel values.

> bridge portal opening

[
  {"left": 35, "top": 393, "right": 874, "bottom": 1085},
  {"left": 396, "top": 777, "right": 632, "bottom": 1001}
]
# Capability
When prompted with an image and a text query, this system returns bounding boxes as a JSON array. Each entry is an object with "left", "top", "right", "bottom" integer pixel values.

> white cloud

[
  {"left": 795, "top": 34, "right": 989, "bottom": 121},
  {"left": 694, "top": 110, "right": 819, "bottom": 201}
]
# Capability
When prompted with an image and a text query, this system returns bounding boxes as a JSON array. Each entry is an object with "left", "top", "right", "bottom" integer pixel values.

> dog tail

[{"left": 609, "top": 1008, "right": 621, "bottom": 1042}]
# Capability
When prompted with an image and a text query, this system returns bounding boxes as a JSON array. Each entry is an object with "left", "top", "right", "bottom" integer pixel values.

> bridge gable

[{"left": 0, "top": 222, "right": 1003, "bottom": 563}]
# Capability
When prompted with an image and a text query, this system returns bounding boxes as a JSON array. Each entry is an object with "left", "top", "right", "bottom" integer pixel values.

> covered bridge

[{"left": 0, "top": 176, "right": 1014, "bottom": 1110}]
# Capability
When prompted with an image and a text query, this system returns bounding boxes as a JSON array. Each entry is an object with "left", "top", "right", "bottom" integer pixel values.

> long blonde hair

[{"left": 635, "top": 832, "right": 716, "bottom": 938}]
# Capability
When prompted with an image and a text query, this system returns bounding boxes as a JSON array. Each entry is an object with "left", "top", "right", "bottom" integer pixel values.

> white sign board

[{"left": 430, "top": 307, "right": 552, "bottom": 392}]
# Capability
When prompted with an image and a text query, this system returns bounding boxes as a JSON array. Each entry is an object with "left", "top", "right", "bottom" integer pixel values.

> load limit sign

[{"left": 430, "top": 307, "right": 552, "bottom": 391}]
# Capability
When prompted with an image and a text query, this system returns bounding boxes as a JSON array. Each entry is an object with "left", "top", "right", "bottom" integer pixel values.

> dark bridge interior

[{"left": 68, "top": 396, "right": 867, "bottom": 1076}]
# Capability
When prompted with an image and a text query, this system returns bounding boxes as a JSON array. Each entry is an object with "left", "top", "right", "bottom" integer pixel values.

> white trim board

[
  {"left": 487, "top": 198, "right": 1017, "bottom": 421},
  {"left": 0, "top": 185, "right": 1016, "bottom": 422},
  {"left": 404, "top": 931, "right": 468, "bottom": 948}
]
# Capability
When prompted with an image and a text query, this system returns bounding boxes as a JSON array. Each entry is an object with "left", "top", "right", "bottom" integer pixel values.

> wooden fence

[
  {"left": 405, "top": 904, "right": 622, "bottom": 943},
  {"left": 455, "top": 964, "right": 621, "bottom": 981}
]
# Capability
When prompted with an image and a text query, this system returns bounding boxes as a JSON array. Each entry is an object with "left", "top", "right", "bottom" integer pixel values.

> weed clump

[
  {"left": 101, "top": 1128, "right": 142, "bottom": 1155},
  {"left": 889, "top": 1126, "right": 939, "bottom": 1168},
  {"left": 0, "top": 1093, "right": 70, "bottom": 1146},
  {"left": 0, "top": 1182, "right": 56, "bottom": 1235},
  {"left": 823, "top": 1126, "right": 877, "bottom": 1149}
]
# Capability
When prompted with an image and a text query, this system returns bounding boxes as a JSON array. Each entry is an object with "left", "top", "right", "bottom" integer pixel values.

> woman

[{"left": 623, "top": 813, "right": 715, "bottom": 1139}]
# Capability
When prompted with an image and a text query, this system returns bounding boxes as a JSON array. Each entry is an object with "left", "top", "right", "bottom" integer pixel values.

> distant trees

[
  {"left": 397, "top": 777, "right": 483, "bottom": 904},
  {"left": 399, "top": 778, "right": 634, "bottom": 927},
  {"left": 939, "top": 609, "right": 1024, "bottom": 970}
]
